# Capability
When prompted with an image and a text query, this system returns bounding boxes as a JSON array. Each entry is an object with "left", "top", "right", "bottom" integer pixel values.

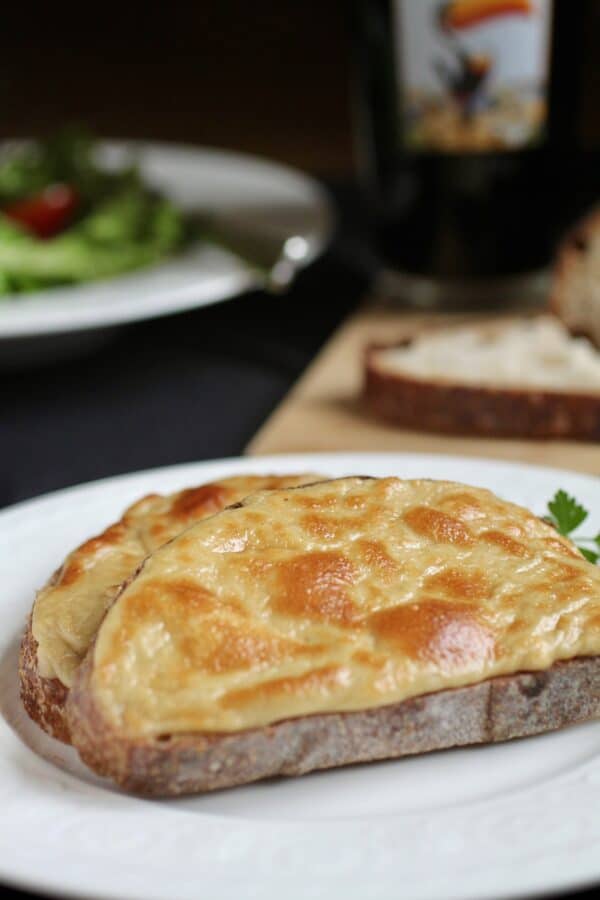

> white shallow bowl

[
  {"left": 1, "top": 452, "right": 599, "bottom": 900},
  {"left": 0, "top": 141, "right": 333, "bottom": 361}
]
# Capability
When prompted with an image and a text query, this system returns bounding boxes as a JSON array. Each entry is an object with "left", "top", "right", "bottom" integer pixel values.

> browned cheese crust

[
  {"left": 20, "top": 474, "right": 322, "bottom": 744},
  {"left": 67, "top": 653, "right": 600, "bottom": 796},
  {"left": 365, "top": 343, "right": 600, "bottom": 440},
  {"left": 63, "top": 475, "right": 600, "bottom": 796}
]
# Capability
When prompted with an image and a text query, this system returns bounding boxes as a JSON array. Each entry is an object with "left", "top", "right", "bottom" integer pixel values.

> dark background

[
  {"left": 2, "top": 2, "right": 600, "bottom": 898},
  {"left": 0, "top": 2, "right": 354, "bottom": 175}
]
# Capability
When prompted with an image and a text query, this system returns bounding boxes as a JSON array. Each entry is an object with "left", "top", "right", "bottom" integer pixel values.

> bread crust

[
  {"left": 551, "top": 208, "right": 600, "bottom": 348},
  {"left": 365, "top": 343, "right": 600, "bottom": 440},
  {"left": 19, "top": 617, "right": 70, "bottom": 743},
  {"left": 66, "top": 653, "right": 600, "bottom": 796}
]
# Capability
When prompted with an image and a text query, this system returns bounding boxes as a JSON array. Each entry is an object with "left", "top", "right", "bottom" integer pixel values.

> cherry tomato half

[{"left": 3, "top": 184, "right": 79, "bottom": 238}]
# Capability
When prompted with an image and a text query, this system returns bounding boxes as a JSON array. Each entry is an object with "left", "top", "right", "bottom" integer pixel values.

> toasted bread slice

[
  {"left": 552, "top": 208, "right": 600, "bottom": 347},
  {"left": 19, "top": 473, "right": 321, "bottom": 743},
  {"left": 365, "top": 316, "right": 600, "bottom": 439},
  {"left": 66, "top": 476, "right": 600, "bottom": 795}
]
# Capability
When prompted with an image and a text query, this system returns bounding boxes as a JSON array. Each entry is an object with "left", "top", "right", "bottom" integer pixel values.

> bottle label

[{"left": 394, "top": 0, "right": 553, "bottom": 152}]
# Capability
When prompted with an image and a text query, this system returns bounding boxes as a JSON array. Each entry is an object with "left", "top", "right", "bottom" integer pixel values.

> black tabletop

[{"left": 2, "top": 181, "right": 599, "bottom": 900}]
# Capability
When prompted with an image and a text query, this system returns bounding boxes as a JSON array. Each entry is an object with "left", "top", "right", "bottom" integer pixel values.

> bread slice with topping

[
  {"left": 552, "top": 208, "right": 600, "bottom": 347},
  {"left": 19, "top": 473, "right": 321, "bottom": 743},
  {"left": 66, "top": 476, "right": 600, "bottom": 795},
  {"left": 365, "top": 315, "right": 600, "bottom": 439}
]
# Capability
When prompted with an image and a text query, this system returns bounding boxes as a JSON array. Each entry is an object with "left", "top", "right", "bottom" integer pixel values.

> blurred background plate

[{"left": 0, "top": 141, "right": 333, "bottom": 360}]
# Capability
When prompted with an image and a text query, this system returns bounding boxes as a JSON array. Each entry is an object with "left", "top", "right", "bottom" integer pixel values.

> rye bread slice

[
  {"left": 365, "top": 318, "right": 600, "bottom": 440},
  {"left": 551, "top": 208, "right": 600, "bottom": 347},
  {"left": 66, "top": 652, "right": 600, "bottom": 796},
  {"left": 62, "top": 475, "right": 600, "bottom": 796}
]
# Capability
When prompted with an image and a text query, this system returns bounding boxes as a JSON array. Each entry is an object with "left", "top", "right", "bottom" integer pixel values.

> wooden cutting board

[{"left": 247, "top": 305, "right": 600, "bottom": 475}]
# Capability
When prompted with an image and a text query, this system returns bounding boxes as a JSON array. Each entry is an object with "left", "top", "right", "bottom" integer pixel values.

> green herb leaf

[
  {"left": 547, "top": 490, "right": 588, "bottom": 536},
  {"left": 545, "top": 490, "right": 599, "bottom": 565}
]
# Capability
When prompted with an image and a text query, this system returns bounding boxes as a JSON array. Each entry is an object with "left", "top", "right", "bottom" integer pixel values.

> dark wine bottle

[{"left": 352, "top": 0, "right": 600, "bottom": 305}]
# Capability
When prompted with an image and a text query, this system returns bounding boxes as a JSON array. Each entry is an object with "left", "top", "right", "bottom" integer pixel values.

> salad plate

[
  {"left": 1, "top": 451, "right": 600, "bottom": 900},
  {"left": 0, "top": 140, "right": 332, "bottom": 342}
]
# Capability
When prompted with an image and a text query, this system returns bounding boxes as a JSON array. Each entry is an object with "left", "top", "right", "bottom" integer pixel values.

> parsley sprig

[{"left": 546, "top": 490, "right": 600, "bottom": 564}]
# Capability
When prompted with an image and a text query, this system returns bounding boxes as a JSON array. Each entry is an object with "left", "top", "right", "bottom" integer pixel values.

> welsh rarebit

[
  {"left": 65, "top": 476, "right": 600, "bottom": 795},
  {"left": 19, "top": 473, "right": 320, "bottom": 742}
]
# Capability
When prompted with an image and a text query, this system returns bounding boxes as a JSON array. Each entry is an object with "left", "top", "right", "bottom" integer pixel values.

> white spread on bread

[
  {"left": 373, "top": 317, "right": 600, "bottom": 391},
  {"left": 87, "top": 477, "right": 600, "bottom": 736}
]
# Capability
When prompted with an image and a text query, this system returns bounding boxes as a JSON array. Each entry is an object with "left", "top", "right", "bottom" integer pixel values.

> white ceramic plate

[
  {"left": 1, "top": 452, "right": 599, "bottom": 900},
  {"left": 0, "top": 142, "right": 333, "bottom": 339}
]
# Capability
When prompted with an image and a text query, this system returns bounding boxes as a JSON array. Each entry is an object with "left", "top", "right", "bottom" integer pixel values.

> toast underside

[{"left": 67, "top": 654, "right": 600, "bottom": 796}]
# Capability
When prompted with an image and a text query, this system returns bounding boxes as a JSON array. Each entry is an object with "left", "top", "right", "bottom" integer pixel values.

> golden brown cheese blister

[
  {"left": 84, "top": 476, "right": 600, "bottom": 737},
  {"left": 31, "top": 473, "right": 321, "bottom": 689}
]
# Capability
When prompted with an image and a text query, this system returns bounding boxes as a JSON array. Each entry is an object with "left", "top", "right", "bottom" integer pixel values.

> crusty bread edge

[
  {"left": 67, "top": 652, "right": 600, "bottom": 797},
  {"left": 19, "top": 552, "right": 154, "bottom": 747},
  {"left": 551, "top": 208, "right": 600, "bottom": 347},
  {"left": 19, "top": 616, "right": 70, "bottom": 744},
  {"left": 364, "top": 341, "right": 600, "bottom": 440}
]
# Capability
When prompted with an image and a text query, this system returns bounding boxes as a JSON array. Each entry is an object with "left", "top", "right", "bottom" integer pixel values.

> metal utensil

[{"left": 205, "top": 211, "right": 314, "bottom": 294}]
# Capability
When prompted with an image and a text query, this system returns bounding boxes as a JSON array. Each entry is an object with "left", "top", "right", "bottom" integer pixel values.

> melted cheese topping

[
  {"left": 32, "top": 474, "right": 320, "bottom": 686},
  {"left": 90, "top": 477, "right": 600, "bottom": 736}
]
